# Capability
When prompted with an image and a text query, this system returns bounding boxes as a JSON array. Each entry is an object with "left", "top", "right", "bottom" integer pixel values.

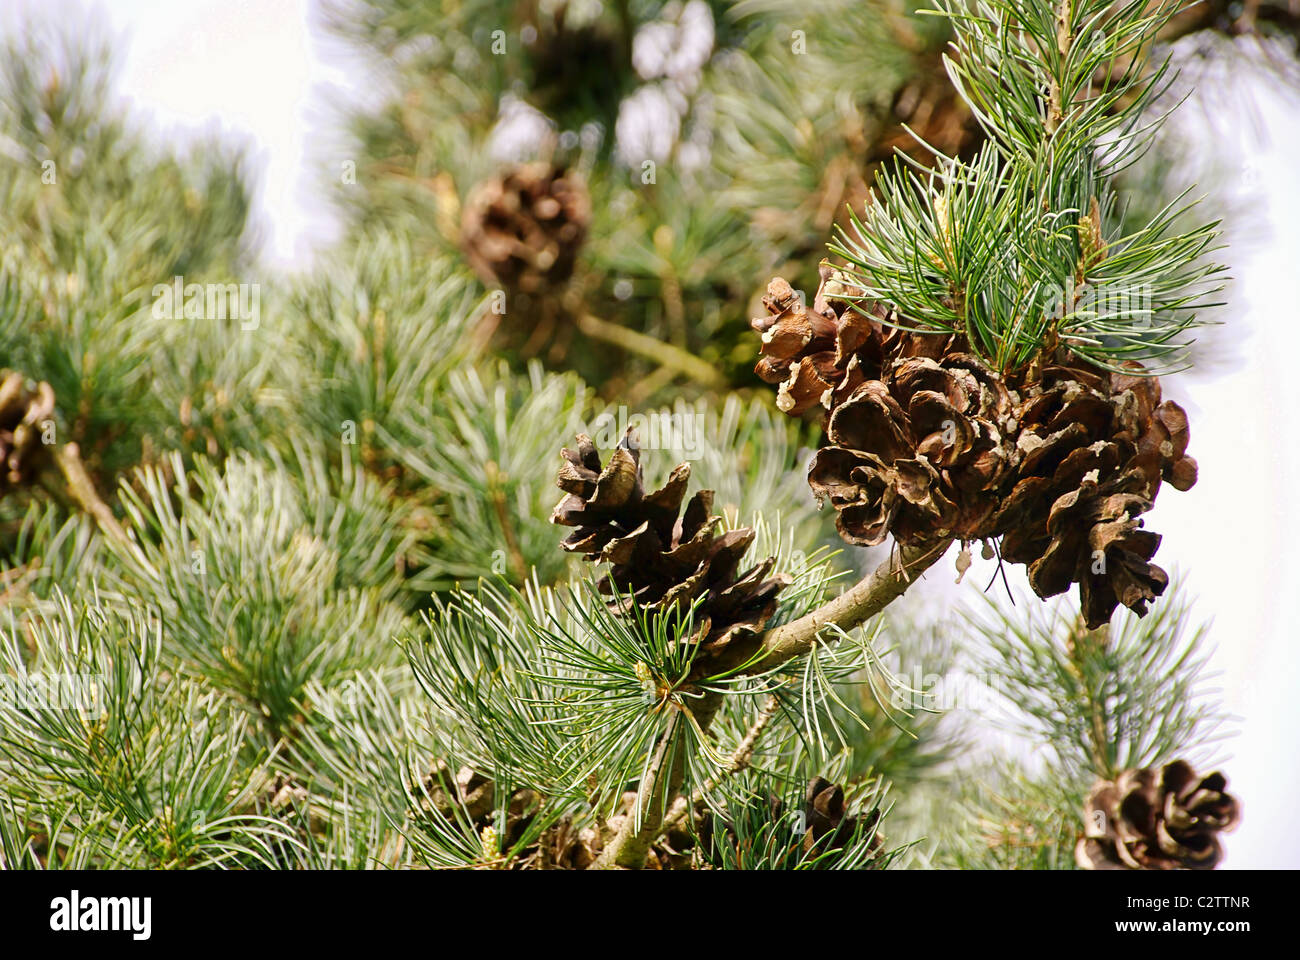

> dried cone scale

[
  {"left": 801, "top": 776, "right": 883, "bottom": 862},
  {"left": 460, "top": 162, "right": 590, "bottom": 296},
  {"left": 752, "top": 266, "right": 1198, "bottom": 628},
  {"left": 1077, "top": 761, "right": 1240, "bottom": 870}
]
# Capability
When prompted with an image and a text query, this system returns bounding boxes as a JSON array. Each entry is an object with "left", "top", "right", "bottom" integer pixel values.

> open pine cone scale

[{"left": 0, "top": 370, "right": 56, "bottom": 491}]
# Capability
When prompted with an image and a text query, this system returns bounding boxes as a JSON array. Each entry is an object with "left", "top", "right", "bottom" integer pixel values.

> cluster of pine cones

[
  {"left": 751, "top": 266, "right": 1196, "bottom": 628},
  {"left": 1077, "top": 761, "right": 1240, "bottom": 870}
]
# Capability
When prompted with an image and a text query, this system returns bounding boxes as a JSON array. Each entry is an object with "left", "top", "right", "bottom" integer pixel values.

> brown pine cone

[
  {"left": 460, "top": 163, "right": 590, "bottom": 296},
  {"left": 409, "top": 761, "right": 550, "bottom": 862},
  {"left": 0, "top": 370, "right": 55, "bottom": 490},
  {"left": 410, "top": 761, "right": 496, "bottom": 823},
  {"left": 696, "top": 777, "right": 884, "bottom": 869},
  {"left": 539, "top": 816, "right": 604, "bottom": 870},
  {"left": 1030, "top": 470, "right": 1167, "bottom": 626},
  {"left": 994, "top": 361, "right": 1195, "bottom": 626},
  {"left": 752, "top": 272, "right": 1198, "bottom": 629},
  {"left": 750, "top": 269, "right": 878, "bottom": 416},
  {"left": 1077, "top": 761, "right": 1240, "bottom": 870},
  {"left": 249, "top": 772, "right": 329, "bottom": 836},
  {"left": 993, "top": 362, "right": 1129, "bottom": 569},
  {"left": 1111, "top": 366, "right": 1198, "bottom": 495},
  {"left": 551, "top": 430, "right": 790, "bottom": 655},
  {"left": 750, "top": 264, "right": 951, "bottom": 417},
  {"left": 408, "top": 762, "right": 608, "bottom": 869},
  {"left": 801, "top": 776, "right": 883, "bottom": 863}
]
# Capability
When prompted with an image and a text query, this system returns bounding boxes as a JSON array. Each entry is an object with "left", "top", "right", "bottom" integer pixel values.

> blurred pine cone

[
  {"left": 752, "top": 269, "right": 1198, "bottom": 628},
  {"left": 252, "top": 772, "right": 329, "bottom": 836},
  {"left": 0, "top": 370, "right": 55, "bottom": 490},
  {"left": 539, "top": 815, "right": 604, "bottom": 870},
  {"left": 411, "top": 761, "right": 495, "bottom": 824},
  {"left": 460, "top": 163, "right": 590, "bottom": 296},
  {"left": 873, "top": 66, "right": 981, "bottom": 169},
  {"left": 1077, "top": 761, "right": 1240, "bottom": 870},
  {"left": 550, "top": 430, "right": 790, "bottom": 659},
  {"left": 526, "top": 18, "right": 630, "bottom": 131}
]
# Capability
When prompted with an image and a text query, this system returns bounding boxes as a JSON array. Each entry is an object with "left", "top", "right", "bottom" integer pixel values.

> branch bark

[
  {"left": 706, "top": 538, "right": 954, "bottom": 680},
  {"left": 54, "top": 442, "right": 152, "bottom": 571},
  {"left": 575, "top": 312, "right": 727, "bottom": 389}
]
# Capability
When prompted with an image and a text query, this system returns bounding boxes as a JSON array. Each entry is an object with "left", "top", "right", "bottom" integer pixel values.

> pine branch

[
  {"left": 1065, "top": 617, "right": 1118, "bottom": 779},
  {"left": 592, "top": 693, "right": 723, "bottom": 870},
  {"left": 708, "top": 539, "right": 954, "bottom": 679},
  {"left": 597, "top": 539, "right": 951, "bottom": 868},
  {"left": 966, "top": 581, "right": 1233, "bottom": 779},
  {"left": 575, "top": 311, "right": 727, "bottom": 389},
  {"left": 52, "top": 442, "right": 149, "bottom": 570},
  {"left": 52, "top": 443, "right": 121, "bottom": 539},
  {"left": 659, "top": 693, "right": 782, "bottom": 836},
  {"left": 836, "top": 0, "right": 1226, "bottom": 375},
  {"left": 484, "top": 460, "right": 528, "bottom": 585}
]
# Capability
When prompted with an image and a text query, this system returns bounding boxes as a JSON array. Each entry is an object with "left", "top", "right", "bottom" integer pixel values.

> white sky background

[
  {"left": 1155, "top": 81, "right": 1300, "bottom": 868},
  {"left": 1, "top": 0, "right": 1296, "bottom": 867},
  {"left": 0, "top": 0, "right": 366, "bottom": 267}
]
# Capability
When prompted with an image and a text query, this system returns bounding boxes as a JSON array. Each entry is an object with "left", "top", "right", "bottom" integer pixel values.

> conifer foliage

[{"left": 0, "top": 0, "right": 1269, "bottom": 870}]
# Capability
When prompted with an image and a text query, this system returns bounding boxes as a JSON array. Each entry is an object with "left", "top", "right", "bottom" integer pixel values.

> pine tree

[{"left": 0, "top": 0, "right": 1276, "bottom": 869}]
